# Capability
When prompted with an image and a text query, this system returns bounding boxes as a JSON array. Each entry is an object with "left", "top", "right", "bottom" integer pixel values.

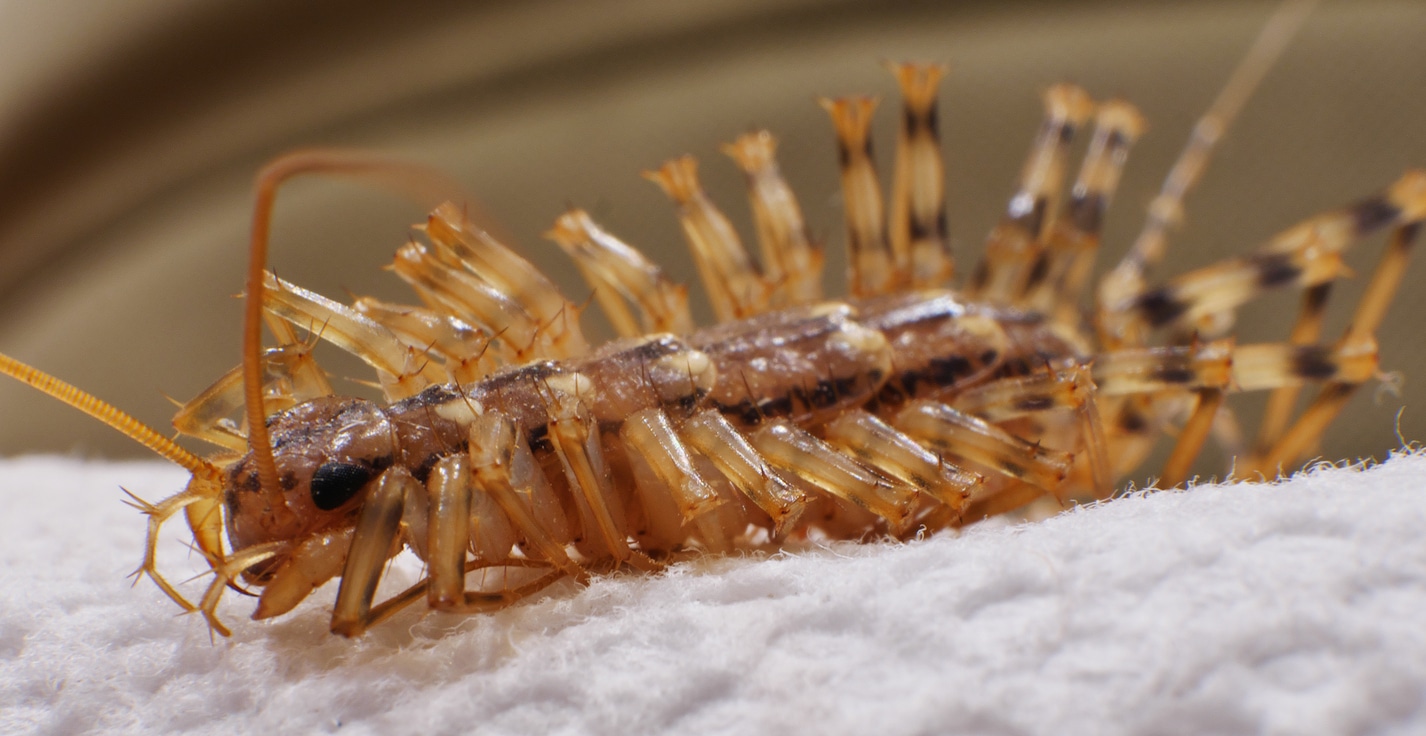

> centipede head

[{"left": 223, "top": 396, "right": 397, "bottom": 582}]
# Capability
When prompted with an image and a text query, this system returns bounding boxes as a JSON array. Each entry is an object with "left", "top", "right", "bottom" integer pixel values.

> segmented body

[
  {"left": 230, "top": 292, "right": 1064, "bottom": 560},
  {"left": 2, "top": 0, "right": 1422, "bottom": 638}
]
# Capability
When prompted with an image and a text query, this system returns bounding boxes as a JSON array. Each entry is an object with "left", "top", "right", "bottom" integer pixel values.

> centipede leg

[
  {"left": 620, "top": 408, "right": 728, "bottom": 552},
  {"left": 681, "top": 409, "right": 809, "bottom": 538},
  {"left": 948, "top": 363, "right": 1112, "bottom": 497},
  {"left": 886, "top": 62, "right": 953, "bottom": 289},
  {"left": 968, "top": 84, "right": 1094, "bottom": 304},
  {"left": 330, "top": 467, "right": 419, "bottom": 637},
  {"left": 468, "top": 412, "right": 588, "bottom": 583},
  {"left": 751, "top": 419, "right": 921, "bottom": 536},
  {"left": 1246, "top": 219, "right": 1423, "bottom": 475},
  {"left": 542, "top": 380, "right": 660, "bottom": 572},
  {"left": 199, "top": 540, "right": 291, "bottom": 638},
  {"left": 1252, "top": 283, "right": 1333, "bottom": 456},
  {"left": 426, "top": 453, "right": 551, "bottom": 612},
  {"left": 646, "top": 156, "right": 772, "bottom": 320},
  {"left": 822, "top": 409, "right": 980, "bottom": 528},
  {"left": 1096, "top": 0, "right": 1316, "bottom": 347},
  {"left": 1157, "top": 388, "right": 1228, "bottom": 489},
  {"left": 173, "top": 342, "right": 333, "bottom": 452},
  {"left": 892, "top": 400, "right": 1076, "bottom": 504},
  {"left": 263, "top": 272, "right": 443, "bottom": 400},
  {"left": 546, "top": 210, "right": 695, "bottom": 337},
  {"left": 124, "top": 478, "right": 225, "bottom": 613},
  {"left": 1100, "top": 171, "right": 1426, "bottom": 346},
  {"left": 822, "top": 96, "right": 900, "bottom": 297},
  {"left": 397, "top": 204, "right": 591, "bottom": 361},
  {"left": 1019, "top": 101, "right": 1145, "bottom": 318},
  {"left": 723, "top": 131, "right": 824, "bottom": 304}
]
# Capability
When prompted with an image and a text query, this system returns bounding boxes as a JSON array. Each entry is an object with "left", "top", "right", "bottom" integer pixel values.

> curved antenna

[
  {"left": 244, "top": 149, "right": 470, "bottom": 495},
  {"left": 0, "top": 352, "right": 218, "bottom": 478}
]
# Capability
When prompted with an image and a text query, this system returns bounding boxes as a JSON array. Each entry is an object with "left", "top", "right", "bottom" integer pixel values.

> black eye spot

[{"left": 310, "top": 462, "right": 376, "bottom": 511}]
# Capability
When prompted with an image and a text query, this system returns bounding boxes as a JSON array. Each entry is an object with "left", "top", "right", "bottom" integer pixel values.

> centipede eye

[{"left": 310, "top": 462, "right": 376, "bottom": 511}]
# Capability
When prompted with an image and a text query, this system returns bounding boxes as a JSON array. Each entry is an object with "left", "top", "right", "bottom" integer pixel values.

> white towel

[{"left": 2, "top": 452, "right": 1423, "bottom": 735}]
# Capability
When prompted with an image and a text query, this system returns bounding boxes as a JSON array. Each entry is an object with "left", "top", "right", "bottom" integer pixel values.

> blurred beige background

[{"left": 0, "top": 0, "right": 1422, "bottom": 483}]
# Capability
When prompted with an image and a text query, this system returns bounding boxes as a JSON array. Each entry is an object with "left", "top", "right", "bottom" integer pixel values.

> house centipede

[{"left": 1, "top": 0, "right": 1421, "bottom": 638}]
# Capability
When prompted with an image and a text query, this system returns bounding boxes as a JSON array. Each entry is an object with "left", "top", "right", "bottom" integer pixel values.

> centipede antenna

[
  {"left": 0, "top": 352, "right": 219, "bottom": 478},
  {"left": 1099, "top": 0, "right": 1317, "bottom": 333},
  {"left": 244, "top": 149, "right": 470, "bottom": 497}
]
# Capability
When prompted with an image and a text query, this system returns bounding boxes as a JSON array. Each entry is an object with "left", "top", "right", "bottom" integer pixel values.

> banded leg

[
  {"left": 1101, "top": 173, "right": 1426, "bottom": 349},
  {"left": 887, "top": 62, "right": 954, "bottom": 288},
  {"left": 1252, "top": 283, "right": 1332, "bottom": 456},
  {"left": 352, "top": 297, "right": 504, "bottom": 384},
  {"left": 893, "top": 400, "right": 1076, "bottom": 503},
  {"left": 545, "top": 208, "right": 695, "bottom": 338},
  {"left": 723, "top": 131, "right": 825, "bottom": 305},
  {"left": 1019, "top": 100, "right": 1146, "bottom": 318},
  {"left": 822, "top": 96, "right": 898, "bottom": 297},
  {"left": 969, "top": 84, "right": 1094, "bottom": 304},
  {"left": 621, "top": 408, "right": 729, "bottom": 553},
  {"left": 1246, "top": 218, "right": 1423, "bottom": 475},
  {"left": 646, "top": 155, "right": 771, "bottom": 321},
  {"left": 263, "top": 272, "right": 443, "bottom": 399},
  {"left": 751, "top": 419, "right": 921, "bottom": 536},
  {"left": 1096, "top": 0, "right": 1315, "bottom": 346},
  {"left": 680, "top": 409, "right": 809, "bottom": 537},
  {"left": 1091, "top": 336, "right": 1380, "bottom": 484},
  {"left": 467, "top": 413, "right": 586, "bottom": 582}
]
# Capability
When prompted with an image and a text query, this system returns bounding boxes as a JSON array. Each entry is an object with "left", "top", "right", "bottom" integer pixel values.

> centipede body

[{"left": 2, "top": 1, "right": 1426, "bottom": 639}]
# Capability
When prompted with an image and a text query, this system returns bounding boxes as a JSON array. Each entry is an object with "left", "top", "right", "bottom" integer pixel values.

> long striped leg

[
  {"left": 646, "top": 155, "right": 771, "bottom": 321},
  {"left": 1093, "top": 337, "right": 1380, "bottom": 486},
  {"left": 893, "top": 400, "right": 1076, "bottom": 507},
  {"left": 621, "top": 408, "right": 730, "bottom": 553},
  {"left": 1246, "top": 218, "right": 1422, "bottom": 475},
  {"left": 262, "top": 272, "right": 444, "bottom": 400},
  {"left": 822, "top": 96, "right": 898, "bottom": 297},
  {"left": 724, "top": 131, "right": 825, "bottom": 305},
  {"left": 968, "top": 84, "right": 1094, "bottom": 304},
  {"left": 949, "top": 363, "right": 1112, "bottom": 498},
  {"left": 1100, "top": 171, "right": 1426, "bottom": 343},
  {"left": 546, "top": 209, "right": 695, "bottom": 338},
  {"left": 1096, "top": 0, "right": 1315, "bottom": 348},
  {"left": 1019, "top": 100, "right": 1145, "bottom": 318},
  {"left": 887, "top": 62, "right": 954, "bottom": 289}
]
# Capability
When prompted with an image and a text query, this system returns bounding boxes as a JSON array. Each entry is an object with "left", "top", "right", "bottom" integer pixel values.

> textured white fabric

[{"left": 2, "top": 452, "right": 1424, "bottom": 735}]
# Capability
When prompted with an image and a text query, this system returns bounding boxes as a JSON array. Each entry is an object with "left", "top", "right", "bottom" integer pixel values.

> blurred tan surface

[{"left": 0, "top": 0, "right": 1422, "bottom": 481}]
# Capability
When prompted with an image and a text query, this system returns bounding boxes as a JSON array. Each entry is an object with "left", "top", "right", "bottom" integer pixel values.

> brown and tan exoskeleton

[{"left": 2, "top": 0, "right": 1421, "bottom": 638}]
